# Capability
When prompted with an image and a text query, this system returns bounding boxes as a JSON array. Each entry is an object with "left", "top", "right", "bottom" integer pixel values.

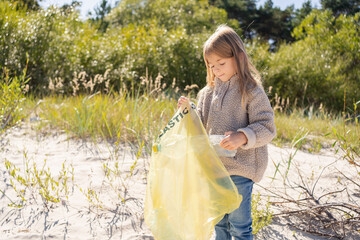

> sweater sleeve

[
  {"left": 196, "top": 89, "right": 205, "bottom": 124},
  {"left": 237, "top": 86, "right": 276, "bottom": 149}
]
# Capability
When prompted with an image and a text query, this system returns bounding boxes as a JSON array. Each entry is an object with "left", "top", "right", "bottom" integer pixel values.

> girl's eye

[
  {"left": 210, "top": 65, "right": 214, "bottom": 69},
  {"left": 220, "top": 63, "right": 225, "bottom": 66}
]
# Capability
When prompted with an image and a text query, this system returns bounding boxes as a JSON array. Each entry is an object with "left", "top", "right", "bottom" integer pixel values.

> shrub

[
  {"left": 0, "top": 65, "right": 29, "bottom": 132},
  {"left": 264, "top": 10, "right": 360, "bottom": 111}
]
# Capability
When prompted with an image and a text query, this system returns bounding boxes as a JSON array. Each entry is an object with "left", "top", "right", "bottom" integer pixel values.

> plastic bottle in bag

[{"left": 209, "top": 135, "right": 237, "bottom": 157}]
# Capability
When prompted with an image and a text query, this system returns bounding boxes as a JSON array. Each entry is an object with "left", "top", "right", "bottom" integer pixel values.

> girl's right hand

[{"left": 177, "top": 96, "right": 189, "bottom": 109}]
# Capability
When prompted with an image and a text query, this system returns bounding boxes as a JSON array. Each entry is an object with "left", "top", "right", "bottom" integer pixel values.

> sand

[
  {"left": 1, "top": 123, "right": 359, "bottom": 239},
  {"left": 253, "top": 144, "right": 360, "bottom": 239}
]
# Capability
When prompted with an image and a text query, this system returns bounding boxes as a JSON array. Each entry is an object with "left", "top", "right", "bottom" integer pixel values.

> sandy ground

[
  {"left": 0, "top": 123, "right": 359, "bottom": 240},
  {"left": 253, "top": 144, "right": 360, "bottom": 240}
]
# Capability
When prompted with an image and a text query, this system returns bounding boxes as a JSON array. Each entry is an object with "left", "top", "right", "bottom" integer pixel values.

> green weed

[
  {"left": 4, "top": 152, "right": 75, "bottom": 209},
  {"left": 329, "top": 94, "right": 360, "bottom": 167},
  {"left": 0, "top": 64, "right": 29, "bottom": 132},
  {"left": 272, "top": 101, "right": 358, "bottom": 154},
  {"left": 252, "top": 193, "right": 273, "bottom": 235}
]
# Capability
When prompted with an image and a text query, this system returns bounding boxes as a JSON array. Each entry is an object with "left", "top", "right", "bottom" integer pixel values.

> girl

[{"left": 177, "top": 25, "right": 276, "bottom": 240}]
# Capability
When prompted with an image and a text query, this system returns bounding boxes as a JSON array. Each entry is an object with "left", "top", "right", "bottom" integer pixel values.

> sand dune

[{"left": 1, "top": 123, "right": 359, "bottom": 239}]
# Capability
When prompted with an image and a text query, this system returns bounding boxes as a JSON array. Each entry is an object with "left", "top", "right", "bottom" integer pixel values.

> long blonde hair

[{"left": 203, "top": 25, "right": 262, "bottom": 105}]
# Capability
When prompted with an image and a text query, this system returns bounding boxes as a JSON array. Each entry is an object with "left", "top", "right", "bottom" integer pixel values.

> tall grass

[
  {"left": 274, "top": 110, "right": 359, "bottom": 153},
  {"left": 38, "top": 93, "right": 173, "bottom": 147},
  {"left": 25, "top": 72, "right": 359, "bottom": 155},
  {"left": 26, "top": 71, "right": 192, "bottom": 155},
  {"left": 270, "top": 90, "right": 359, "bottom": 154},
  {"left": 0, "top": 64, "right": 29, "bottom": 132}
]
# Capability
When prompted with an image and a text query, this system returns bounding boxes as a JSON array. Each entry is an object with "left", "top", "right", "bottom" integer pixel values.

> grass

[
  {"left": 22, "top": 70, "right": 190, "bottom": 155},
  {"left": 274, "top": 109, "right": 359, "bottom": 154},
  {"left": 25, "top": 92, "right": 177, "bottom": 155},
  {"left": 252, "top": 193, "right": 272, "bottom": 235},
  {"left": 18, "top": 68, "right": 359, "bottom": 154},
  {"left": 0, "top": 65, "right": 29, "bottom": 133},
  {"left": 24, "top": 93, "right": 359, "bottom": 156}
]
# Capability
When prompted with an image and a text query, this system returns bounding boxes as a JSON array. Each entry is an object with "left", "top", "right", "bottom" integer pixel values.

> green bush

[
  {"left": 0, "top": 1, "right": 102, "bottom": 93},
  {"left": 264, "top": 10, "right": 360, "bottom": 111},
  {"left": 1, "top": 1, "right": 359, "bottom": 112},
  {"left": 0, "top": 65, "right": 29, "bottom": 132},
  {"left": 106, "top": 0, "right": 232, "bottom": 34},
  {"left": 103, "top": 0, "right": 240, "bottom": 90},
  {"left": 0, "top": 0, "right": 238, "bottom": 95}
]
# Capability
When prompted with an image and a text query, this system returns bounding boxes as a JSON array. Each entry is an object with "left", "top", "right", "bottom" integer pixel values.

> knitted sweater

[{"left": 196, "top": 75, "right": 276, "bottom": 182}]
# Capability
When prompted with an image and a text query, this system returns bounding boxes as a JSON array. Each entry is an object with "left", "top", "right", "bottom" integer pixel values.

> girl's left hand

[{"left": 219, "top": 131, "right": 248, "bottom": 151}]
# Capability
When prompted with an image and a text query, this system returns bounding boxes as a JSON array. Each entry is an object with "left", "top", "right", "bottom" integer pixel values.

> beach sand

[{"left": 1, "top": 123, "right": 359, "bottom": 239}]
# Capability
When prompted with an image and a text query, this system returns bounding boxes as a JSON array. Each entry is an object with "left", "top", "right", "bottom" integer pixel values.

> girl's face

[{"left": 207, "top": 53, "right": 237, "bottom": 82}]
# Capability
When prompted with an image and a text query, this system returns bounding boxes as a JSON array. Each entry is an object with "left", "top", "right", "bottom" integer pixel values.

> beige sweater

[{"left": 196, "top": 75, "right": 276, "bottom": 182}]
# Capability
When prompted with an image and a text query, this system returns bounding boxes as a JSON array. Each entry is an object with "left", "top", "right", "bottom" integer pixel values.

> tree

[
  {"left": 208, "top": 0, "right": 258, "bottom": 39},
  {"left": 60, "top": 0, "right": 82, "bottom": 15},
  {"left": 254, "top": 0, "right": 295, "bottom": 49},
  {"left": 321, "top": 0, "right": 360, "bottom": 16},
  {"left": 89, "top": 0, "right": 112, "bottom": 32},
  {"left": 210, "top": 0, "right": 300, "bottom": 48},
  {"left": 16, "top": 0, "right": 42, "bottom": 10},
  {"left": 266, "top": 10, "right": 360, "bottom": 111},
  {"left": 292, "top": 0, "right": 313, "bottom": 28},
  {"left": 106, "top": 0, "right": 236, "bottom": 35},
  {"left": 104, "top": 0, "right": 238, "bottom": 88},
  {"left": 61, "top": 1, "right": 82, "bottom": 9}
]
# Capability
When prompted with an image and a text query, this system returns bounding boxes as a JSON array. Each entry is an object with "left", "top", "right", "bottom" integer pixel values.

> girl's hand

[
  {"left": 219, "top": 131, "right": 248, "bottom": 151},
  {"left": 177, "top": 96, "right": 189, "bottom": 109}
]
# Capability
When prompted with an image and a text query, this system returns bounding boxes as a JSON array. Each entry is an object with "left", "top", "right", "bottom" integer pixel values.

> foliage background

[{"left": 0, "top": 0, "right": 359, "bottom": 112}]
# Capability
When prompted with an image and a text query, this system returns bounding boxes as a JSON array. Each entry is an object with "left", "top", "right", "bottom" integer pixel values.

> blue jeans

[{"left": 215, "top": 175, "right": 254, "bottom": 240}]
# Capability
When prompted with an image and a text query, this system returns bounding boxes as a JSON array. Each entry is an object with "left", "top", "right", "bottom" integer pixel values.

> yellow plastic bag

[{"left": 145, "top": 102, "right": 242, "bottom": 240}]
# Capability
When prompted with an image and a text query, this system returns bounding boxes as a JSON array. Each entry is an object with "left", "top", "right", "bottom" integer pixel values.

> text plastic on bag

[{"left": 145, "top": 102, "right": 242, "bottom": 240}]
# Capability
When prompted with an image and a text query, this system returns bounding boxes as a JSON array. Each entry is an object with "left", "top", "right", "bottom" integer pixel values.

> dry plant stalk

[
  {"left": 49, "top": 70, "right": 111, "bottom": 95},
  {"left": 259, "top": 156, "right": 360, "bottom": 239}
]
